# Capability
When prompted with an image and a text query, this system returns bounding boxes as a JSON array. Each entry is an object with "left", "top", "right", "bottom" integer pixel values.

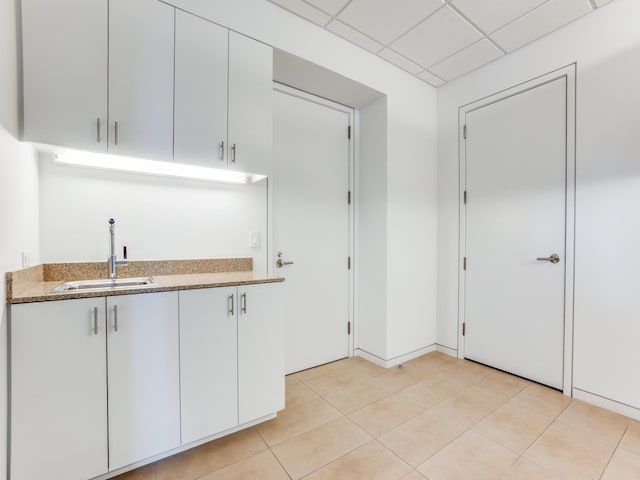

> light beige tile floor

[{"left": 114, "top": 352, "right": 640, "bottom": 480}]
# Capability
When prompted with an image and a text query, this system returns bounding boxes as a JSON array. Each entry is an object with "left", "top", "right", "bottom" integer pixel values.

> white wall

[
  {"left": 386, "top": 88, "right": 438, "bottom": 359},
  {"left": 0, "top": 0, "right": 40, "bottom": 477},
  {"left": 356, "top": 97, "right": 387, "bottom": 359},
  {"left": 164, "top": 0, "right": 439, "bottom": 361},
  {"left": 39, "top": 155, "right": 269, "bottom": 271},
  {"left": 437, "top": 0, "right": 640, "bottom": 413}
]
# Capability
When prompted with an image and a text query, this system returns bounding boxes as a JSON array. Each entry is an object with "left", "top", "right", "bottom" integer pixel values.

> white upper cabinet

[
  {"left": 21, "top": 0, "right": 108, "bottom": 152},
  {"left": 228, "top": 32, "right": 273, "bottom": 175},
  {"left": 108, "top": 0, "right": 175, "bottom": 161},
  {"left": 174, "top": 11, "right": 229, "bottom": 167},
  {"left": 106, "top": 292, "right": 180, "bottom": 471},
  {"left": 11, "top": 298, "right": 108, "bottom": 480},
  {"left": 21, "top": 1, "right": 273, "bottom": 173}
]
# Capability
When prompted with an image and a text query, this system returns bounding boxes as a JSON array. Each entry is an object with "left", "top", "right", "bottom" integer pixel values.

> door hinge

[
  {"left": 464, "top": 190, "right": 467, "bottom": 204},
  {"left": 347, "top": 321, "right": 351, "bottom": 335},
  {"left": 463, "top": 257, "right": 467, "bottom": 270},
  {"left": 463, "top": 124, "right": 468, "bottom": 139},
  {"left": 348, "top": 125, "right": 352, "bottom": 139},
  {"left": 462, "top": 322, "right": 466, "bottom": 336},
  {"left": 348, "top": 256, "right": 352, "bottom": 269},
  {"left": 348, "top": 191, "right": 351, "bottom": 205}
]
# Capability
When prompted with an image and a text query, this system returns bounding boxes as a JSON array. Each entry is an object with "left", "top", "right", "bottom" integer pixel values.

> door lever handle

[
  {"left": 537, "top": 254, "right": 560, "bottom": 264},
  {"left": 275, "top": 259, "right": 294, "bottom": 268}
]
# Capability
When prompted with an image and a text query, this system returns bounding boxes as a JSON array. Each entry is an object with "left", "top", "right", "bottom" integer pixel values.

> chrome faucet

[{"left": 108, "top": 218, "right": 128, "bottom": 279}]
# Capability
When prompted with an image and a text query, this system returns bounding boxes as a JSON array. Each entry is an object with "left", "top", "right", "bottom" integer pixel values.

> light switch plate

[
  {"left": 250, "top": 232, "right": 260, "bottom": 248},
  {"left": 21, "top": 252, "right": 31, "bottom": 268}
]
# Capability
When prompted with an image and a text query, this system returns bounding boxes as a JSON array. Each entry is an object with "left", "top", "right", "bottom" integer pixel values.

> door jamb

[
  {"left": 271, "top": 82, "right": 356, "bottom": 359},
  {"left": 457, "top": 64, "right": 576, "bottom": 395}
]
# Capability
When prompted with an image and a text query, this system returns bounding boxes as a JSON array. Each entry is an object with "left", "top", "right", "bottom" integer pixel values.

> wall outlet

[
  {"left": 250, "top": 232, "right": 260, "bottom": 248},
  {"left": 21, "top": 252, "right": 31, "bottom": 268}
]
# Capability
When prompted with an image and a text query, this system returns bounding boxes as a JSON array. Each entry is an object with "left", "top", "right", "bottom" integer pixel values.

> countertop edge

[{"left": 8, "top": 276, "right": 285, "bottom": 305}]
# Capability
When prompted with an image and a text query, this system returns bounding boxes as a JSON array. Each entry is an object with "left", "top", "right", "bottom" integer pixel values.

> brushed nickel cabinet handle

[
  {"left": 241, "top": 292, "right": 247, "bottom": 314},
  {"left": 97, "top": 117, "right": 101, "bottom": 143},
  {"left": 113, "top": 304, "right": 119, "bottom": 332},
  {"left": 114, "top": 121, "right": 119, "bottom": 146},
  {"left": 231, "top": 143, "right": 236, "bottom": 163},
  {"left": 93, "top": 307, "right": 99, "bottom": 335},
  {"left": 228, "top": 294, "right": 235, "bottom": 316},
  {"left": 219, "top": 141, "right": 225, "bottom": 161}
]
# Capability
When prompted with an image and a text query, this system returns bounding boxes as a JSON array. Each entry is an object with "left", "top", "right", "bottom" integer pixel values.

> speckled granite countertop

[{"left": 6, "top": 258, "right": 283, "bottom": 304}]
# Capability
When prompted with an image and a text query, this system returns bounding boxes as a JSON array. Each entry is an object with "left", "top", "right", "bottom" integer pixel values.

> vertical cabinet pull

[
  {"left": 241, "top": 293, "right": 247, "bottom": 314},
  {"left": 231, "top": 143, "right": 236, "bottom": 163},
  {"left": 96, "top": 117, "right": 101, "bottom": 143},
  {"left": 114, "top": 121, "right": 119, "bottom": 146},
  {"left": 93, "top": 307, "right": 99, "bottom": 335},
  {"left": 219, "top": 141, "right": 225, "bottom": 161},
  {"left": 228, "top": 294, "right": 235, "bottom": 316},
  {"left": 113, "top": 304, "right": 119, "bottom": 332}
]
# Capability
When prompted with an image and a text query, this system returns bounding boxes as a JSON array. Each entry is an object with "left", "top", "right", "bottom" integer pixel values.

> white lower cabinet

[
  {"left": 106, "top": 292, "right": 181, "bottom": 471},
  {"left": 238, "top": 283, "right": 285, "bottom": 423},
  {"left": 10, "top": 298, "right": 108, "bottom": 480},
  {"left": 10, "top": 283, "right": 282, "bottom": 480},
  {"left": 180, "top": 284, "right": 284, "bottom": 439},
  {"left": 179, "top": 287, "right": 239, "bottom": 444}
]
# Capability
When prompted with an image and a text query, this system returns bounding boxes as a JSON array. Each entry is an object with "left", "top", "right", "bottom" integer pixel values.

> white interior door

[
  {"left": 273, "top": 86, "right": 351, "bottom": 374},
  {"left": 464, "top": 77, "right": 567, "bottom": 390}
]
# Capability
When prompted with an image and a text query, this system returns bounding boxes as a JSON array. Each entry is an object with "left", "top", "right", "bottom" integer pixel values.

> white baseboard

[
  {"left": 355, "top": 344, "right": 437, "bottom": 368},
  {"left": 573, "top": 388, "right": 640, "bottom": 421},
  {"left": 435, "top": 344, "right": 458, "bottom": 358}
]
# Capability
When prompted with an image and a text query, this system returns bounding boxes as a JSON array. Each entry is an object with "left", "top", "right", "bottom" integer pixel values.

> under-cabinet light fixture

[{"left": 53, "top": 150, "right": 266, "bottom": 185}]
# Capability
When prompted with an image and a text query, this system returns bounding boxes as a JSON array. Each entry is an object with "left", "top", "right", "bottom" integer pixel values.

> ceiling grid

[{"left": 268, "top": 0, "right": 614, "bottom": 87}]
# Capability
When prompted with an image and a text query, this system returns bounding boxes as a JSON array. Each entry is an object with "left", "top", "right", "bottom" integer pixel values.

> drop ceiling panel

[
  {"left": 267, "top": 0, "right": 615, "bottom": 87},
  {"left": 451, "top": 0, "right": 548, "bottom": 34},
  {"left": 378, "top": 49, "right": 423, "bottom": 75},
  {"left": 305, "top": 0, "right": 350, "bottom": 16},
  {"left": 270, "top": 0, "right": 331, "bottom": 26},
  {"left": 327, "top": 20, "right": 383, "bottom": 53},
  {"left": 491, "top": 0, "right": 593, "bottom": 52},
  {"left": 418, "top": 70, "right": 445, "bottom": 87},
  {"left": 430, "top": 39, "right": 503, "bottom": 81},
  {"left": 337, "top": 0, "right": 444, "bottom": 44},
  {"left": 391, "top": 6, "right": 482, "bottom": 68}
]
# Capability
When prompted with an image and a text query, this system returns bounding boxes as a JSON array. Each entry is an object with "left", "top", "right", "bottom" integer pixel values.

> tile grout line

[
  {"left": 118, "top": 354, "right": 637, "bottom": 480},
  {"left": 267, "top": 445, "right": 295, "bottom": 480},
  {"left": 596, "top": 423, "right": 629, "bottom": 480},
  {"left": 516, "top": 399, "right": 574, "bottom": 476}
]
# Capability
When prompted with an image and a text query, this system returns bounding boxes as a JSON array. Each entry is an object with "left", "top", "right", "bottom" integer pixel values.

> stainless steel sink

[{"left": 50, "top": 276, "right": 158, "bottom": 293}]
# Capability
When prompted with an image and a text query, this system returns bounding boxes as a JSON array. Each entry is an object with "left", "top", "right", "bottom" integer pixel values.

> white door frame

[
  {"left": 457, "top": 64, "right": 576, "bottom": 395},
  {"left": 271, "top": 82, "right": 356, "bottom": 358}
]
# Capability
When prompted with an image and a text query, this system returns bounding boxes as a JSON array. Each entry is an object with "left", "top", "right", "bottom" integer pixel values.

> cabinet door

[
  {"left": 11, "top": 298, "right": 108, "bottom": 480},
  {"left": 108, "top": 0, "right": 175, "bottom": 161},
  {"left": 174, "top": 11, "right": 229, "bottom": 167},
  {"left": 21, "top": 0, "right": 107, "bottom": 151},
  {"left": 238, "top": 283, "right": 284, "bottom": 424},
  {"left": 107, "top": 292, "right": 180, "bottom": 470},
  {"left": 179, "top": 288, "right": 238, "bottom": 444},
  {"left": 228, "top": 32, "right": 273, "bottom": 175}
]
